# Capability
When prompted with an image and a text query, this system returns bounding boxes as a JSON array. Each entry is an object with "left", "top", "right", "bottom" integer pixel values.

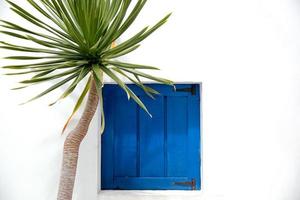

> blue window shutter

[
  {"left": 101, "top": 84, "right": 201, "bottom": 190},
  {"left": 139, "top": 96, "right": 165, "bottom": 177}
]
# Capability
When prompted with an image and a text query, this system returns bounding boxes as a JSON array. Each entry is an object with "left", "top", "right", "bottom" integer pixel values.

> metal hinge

[
  {"left": 175, "top": 85, "right": 197, "bottom": 95},
  {"left": 173, "top": 178, "right": 196, "bottom": 190}
]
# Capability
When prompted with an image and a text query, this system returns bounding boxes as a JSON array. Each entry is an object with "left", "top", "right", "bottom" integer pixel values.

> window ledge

[{"left": 98, "top": 190, "right": 202, "bottom": 200}]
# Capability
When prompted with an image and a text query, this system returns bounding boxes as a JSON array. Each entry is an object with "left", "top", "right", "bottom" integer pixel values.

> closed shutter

[{"left": 101, "top": 84, "right": 201, "bottom": 190}]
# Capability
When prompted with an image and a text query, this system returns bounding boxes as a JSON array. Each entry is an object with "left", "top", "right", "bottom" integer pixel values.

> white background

[{"left": 1, "top": 0, "right": 300, "bottom": 200}]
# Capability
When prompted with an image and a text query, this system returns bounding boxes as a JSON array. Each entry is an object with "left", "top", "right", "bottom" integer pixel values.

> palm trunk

[{"left": 57, "top": 79, "right": 99, "bottom": 200}]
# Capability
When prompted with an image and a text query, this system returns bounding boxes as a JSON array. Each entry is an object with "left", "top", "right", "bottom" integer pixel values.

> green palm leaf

[{"left": 1, "top": 0, "right": 172, "bottom": 131}]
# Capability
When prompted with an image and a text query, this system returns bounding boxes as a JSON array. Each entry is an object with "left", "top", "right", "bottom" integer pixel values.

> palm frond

[{"left": 1, "top": 0, "right": 172, "bottom": 131}]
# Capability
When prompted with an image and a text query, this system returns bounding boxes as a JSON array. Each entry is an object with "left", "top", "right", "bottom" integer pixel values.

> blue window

[{"left": 101, "top": 84, "right": 201, "bottom": 190}]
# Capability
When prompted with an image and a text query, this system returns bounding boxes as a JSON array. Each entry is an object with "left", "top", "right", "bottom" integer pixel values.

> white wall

[{"left": 1, "top": 1, "right": 300, "bottom": 200}]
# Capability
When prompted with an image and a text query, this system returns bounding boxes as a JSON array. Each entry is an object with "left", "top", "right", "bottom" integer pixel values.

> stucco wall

[{"left": 1, "top": 0, "right": 300, "bottom": 200}]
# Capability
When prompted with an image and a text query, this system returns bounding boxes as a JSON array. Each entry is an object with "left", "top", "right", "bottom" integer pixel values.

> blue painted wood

[
  {"left": 101, "top": 94, "right": 114, "bottom": 189},
  {"left": 103, "top": 84, "right": 198, "bottom": 97},
  {"left": 167, "top": 96, "right": 188, "bottom": 177},
  {"left": 115, "top": 177, "right": 191, "bottom": 190},
  {"left": 113, "top": 98, "right": 137, "bottom": 177},
  {"left": 187, "top": 89, "right": 201, "bottom": 190},
  {"left": 139, "top": 96, "right": 165, "bottom": 177},
  {"left": 101, "top": 84, "right": 201, "bottom": 190}
]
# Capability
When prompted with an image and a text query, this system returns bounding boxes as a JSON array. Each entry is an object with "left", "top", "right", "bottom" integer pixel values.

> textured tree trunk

[{"left": 57, "top": 79, "right": 99, "bottom": 200}]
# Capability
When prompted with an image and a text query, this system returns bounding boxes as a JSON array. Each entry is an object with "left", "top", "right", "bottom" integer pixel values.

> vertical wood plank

[
  {"left": 101, "top": 94, "right": 114, "bottom": 188},
  {"left": 113, "top": 97, "right": 138, "bottom": 177},
  {"left": 167, "top": 96, "right": 188, "bottom": 177},
  {"left": 139, "top": 96, "right": 165, "bottom": 177},
  {"left": 187, "top": 85, "right": 201, "bottom": 189}
]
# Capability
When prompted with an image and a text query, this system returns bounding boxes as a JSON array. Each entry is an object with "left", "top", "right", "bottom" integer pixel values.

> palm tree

[{"left": 0, "top": 0, "right": 172, "bottom": 200}]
